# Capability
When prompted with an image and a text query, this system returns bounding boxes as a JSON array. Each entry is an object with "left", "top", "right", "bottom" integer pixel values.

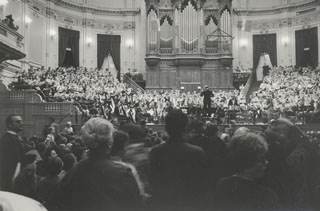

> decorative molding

[
  {"left": 56, "top": 0, "right": 140, "bottom": 16},
  {"left": 27, "top": 1, "right": 136, "bottom": 31},
  {"left": 234, "top": 0, "right": 320, "bottom": 16},
  {"left": 250, "top": 10, "right": 320, "bottom": 32}
]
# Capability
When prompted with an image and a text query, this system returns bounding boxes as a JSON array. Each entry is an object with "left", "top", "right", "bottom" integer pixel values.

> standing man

[
  {"left": 228, "top": 95, "right": 239, "bottom": 121},
  {"left": 150, "top": 109, "right": 208, "bottom": 210},
  {"left": 0, "top": 114, "right": 24, "bottom": 191},
  {"left": 200, "top": 85, "right": 214, "bottom": 117}
]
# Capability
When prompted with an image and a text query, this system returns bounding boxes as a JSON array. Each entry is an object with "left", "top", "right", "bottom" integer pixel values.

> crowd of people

[
  {"left": 249, "top": 66, "right": 320, "bottom": 123},
  {"left": 9, "top": 65, "right": 320, "bottom": 125},
  {"left": 11, "top": 66, "right": 247, "bottom": 124},
  {"left": 1, "top": 110, "right": 320, "bottom": 210}
]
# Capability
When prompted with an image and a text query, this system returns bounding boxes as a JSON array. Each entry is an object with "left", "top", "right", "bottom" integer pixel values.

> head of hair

[
  {"left": 48, "top": 127, "right": 55, "bottom": 133},
  {"left": 61, "top": 153, "right": 76, "bottom": 171},
  {"left": 110, "top": 130, "right": 129, "bottom": 156},
  {"left": 81, "top": 117, "right": 114, "bottom": 150},
  {"left": 189, "top": 120, "right": 204, "bottom": 135},
  {"left": 267, "top": 118, "right": 308, "bottom": 156},
  {"left": 5, "top": 114, "right": 20, "bottom": 128},
  {"left": 233, "top": 127, "right": 250, "bottom": 137},
  {"left": 205, "top": 123, "right": 219, "bottom": 137},
  {"left": 165, "top": 109, "right": 189, "bottom": 138},
  {"left": 71, "top": 142, "right": 85, "bottom": 161},
  {"left": 227, "top": 132, "right": 268, "bottom": 173},
  {"left": 43, "top": 147, "right": 58, "bottom": 160},
  {"left": 47, "top": 157, "right": 63, "bottom": 176}
]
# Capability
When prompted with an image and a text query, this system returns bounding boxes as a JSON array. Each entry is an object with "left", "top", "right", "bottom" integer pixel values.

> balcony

[{"left": 0, "top": 21, "right": 25, "bottom": 63}]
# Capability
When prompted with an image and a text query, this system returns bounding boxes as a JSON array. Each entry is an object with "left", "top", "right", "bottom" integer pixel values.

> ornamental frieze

[
  {"left": 250, "top": 11, "right": 320, "bottom": 31},
  {"left": 28, "top": 2, "right": 136, "bottom": 31},
  {"left": 234, "top": 0, "right": 319, "bottom": 16}
]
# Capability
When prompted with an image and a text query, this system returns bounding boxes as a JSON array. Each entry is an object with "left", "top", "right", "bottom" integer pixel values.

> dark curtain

[
  {"left": 59, "top": 27, "right": 80, "bottom": 67},
  {"left": 63, "top": 51, "right": 75, "bottom": 67},
  {"left": 253, "top": 33, "right": 277, "bottom": 69},
  {"left": 295, "top": 27, "right": 318, "bottom": 68},
  {"left": 97, "top": 34, "right": 121, "bottom": 79}
]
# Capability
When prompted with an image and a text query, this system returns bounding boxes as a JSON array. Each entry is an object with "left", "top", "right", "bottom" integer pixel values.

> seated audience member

[
  {"left": 44, "top": 127, "right": 56, "bottom": 148},
  {"left": 59, "top": 152, "right": 76, "bottom": 182},
  {"left": 42, "top": 117, "right": 58, "bottom": 138},
  {"left": 36, "top": 157, "right": 63, "bottom": 209},
  {"left": 215, "top": 132, "right": 278, "bottom": 210},
  {"left": 36, "top": 147, "right": 59, "bottom": 177},
  {"left": 60, "top": 117, "right": 141, "bottom": 211},
  {"left": 150, "top": 109, "right": 208, "bottom": 211},
  {"left": 13, "top": 153, "right": 38, "bottom": 199},
  {"left": 63, "top": 121, "right": 74, "bottom": 135}
]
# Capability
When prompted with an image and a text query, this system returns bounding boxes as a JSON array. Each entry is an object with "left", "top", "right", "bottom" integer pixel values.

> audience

[
  {"left": 2, "top": 66, "right": 320, "bottom": 210},
  {"left": 10, "top": 66, "right": 320, "bottom": 126},
  {"left": 60, "top": 117, "right": 141, "bottom": 211}
]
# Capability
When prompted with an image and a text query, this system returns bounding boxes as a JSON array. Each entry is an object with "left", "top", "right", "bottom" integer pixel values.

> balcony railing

[{"left": 0, "top": 21, "right": 23, "bottom": 51}]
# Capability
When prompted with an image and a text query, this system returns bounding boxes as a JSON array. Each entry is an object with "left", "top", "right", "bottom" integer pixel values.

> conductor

[{"left": 200, "top": 85, "right": 214, "bottom": 117}]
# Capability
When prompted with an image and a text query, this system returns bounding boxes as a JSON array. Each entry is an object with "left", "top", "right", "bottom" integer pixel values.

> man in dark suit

[
  {"left": 228, "top": 95, "right": 239, "bottom": 120},
  {"left": 0, "top": 114, "right": 24, "bottom": 191},
  {"left": 200, "top": 85, "right": 214, "bottom": 117},
  {"left": 150, "top": 109, "right": 208, "bottom": 211}
]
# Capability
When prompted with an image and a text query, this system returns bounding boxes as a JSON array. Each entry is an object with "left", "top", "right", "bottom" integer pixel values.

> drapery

[
  {"left": 256, "top": 53, "right": 272, "bottom": 81},
  {"left": 295, "top": 27, "right": 318, "bottom": 68},
  {"left": 97, "top": 34, "right": 121, "bottom": 80},
  {"left": 253, "top": 33, "right": 277, "bottom": 70},
  {"left": 58, "top": 27, "right": 80, "bottom": 67},
  {"left": 101, "top": 54, "right": 118, "bottom": 79}
]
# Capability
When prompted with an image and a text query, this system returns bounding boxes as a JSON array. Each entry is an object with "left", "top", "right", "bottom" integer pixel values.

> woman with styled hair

[
  {"left": 215, "top": 132, "right": 278, "bottom": 211},
  {"left": 60, "top": 117, "right": 141, "bottom": 211}
]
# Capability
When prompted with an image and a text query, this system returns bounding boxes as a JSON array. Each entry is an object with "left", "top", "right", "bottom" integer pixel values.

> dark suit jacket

[
  {"left": 150, "top": 138, "right": 208, "bottom": 210},
  {"left": 201, "top": 90, "right": 214, "bottom": 104},
  {"left": 228, "top": 99, "right": 238, "bottom": 106},
  {"left": 0, "top": 132, "right": 23, "bottom": 191}
]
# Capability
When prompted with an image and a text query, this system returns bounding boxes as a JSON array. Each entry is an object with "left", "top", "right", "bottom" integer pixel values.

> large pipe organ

[{"left": 145, "top": 0, "right": 233, "bottom": 91}]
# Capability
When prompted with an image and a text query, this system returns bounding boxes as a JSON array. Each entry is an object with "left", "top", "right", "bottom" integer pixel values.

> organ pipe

[{"left": 179, "top": 1, "right": 199, "bottom": 52}]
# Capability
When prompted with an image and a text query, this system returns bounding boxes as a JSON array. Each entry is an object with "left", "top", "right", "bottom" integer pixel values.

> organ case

[{"left": 145, "top": 0, "right": 233, "bottom": 91}]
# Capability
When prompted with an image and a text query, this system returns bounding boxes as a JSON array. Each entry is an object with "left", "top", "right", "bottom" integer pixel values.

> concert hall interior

[{"left": 0, "top": 0, "right": 320, "bottom": 210}]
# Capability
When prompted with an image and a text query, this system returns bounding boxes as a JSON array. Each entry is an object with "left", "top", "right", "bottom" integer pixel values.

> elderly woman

[
  {"left": 60, "top": 117, "right": 141, "bottom": 211},
  {"left": 215, "top": 132, "right": 278, "bottom": 210}
]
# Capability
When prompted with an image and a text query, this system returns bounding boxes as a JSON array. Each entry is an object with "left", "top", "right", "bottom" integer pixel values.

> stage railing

[{"left": 123, "top": 74, "right": 145, "bottom": 94}]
